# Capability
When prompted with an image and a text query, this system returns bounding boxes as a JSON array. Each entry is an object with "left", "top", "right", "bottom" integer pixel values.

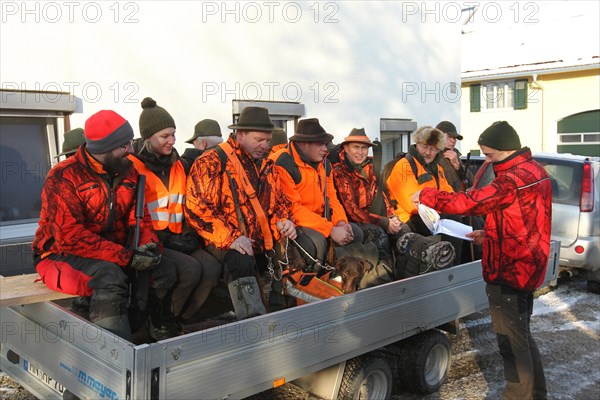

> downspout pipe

[{"left": 530, "top": 74, "right": 545, "bottom": 150}]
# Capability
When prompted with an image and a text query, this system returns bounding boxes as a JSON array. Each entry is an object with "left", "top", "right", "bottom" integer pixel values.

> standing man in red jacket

[
  {"left": 413, "top": 121, "right": 552, "bottom": 400},
  {"left": 33, "top": 110, "right": 176, "bottom": 341}
]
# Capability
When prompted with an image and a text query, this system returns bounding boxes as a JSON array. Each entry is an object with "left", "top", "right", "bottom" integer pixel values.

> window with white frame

[
  {"left": 470, "top": 79, "right": 527, "bottom": 112},
  {"left": 482, "top": 80, "right": 514, "bottom": 110}
]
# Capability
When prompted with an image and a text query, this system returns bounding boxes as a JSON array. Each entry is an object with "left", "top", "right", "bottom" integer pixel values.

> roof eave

[{"left": 461, "top": 62, "right": 600, "bottom": 83}]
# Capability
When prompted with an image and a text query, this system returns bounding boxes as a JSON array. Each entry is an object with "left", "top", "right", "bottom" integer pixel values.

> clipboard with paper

[{"left": 418, "top": 204, "right": 473, "bottom": 241}]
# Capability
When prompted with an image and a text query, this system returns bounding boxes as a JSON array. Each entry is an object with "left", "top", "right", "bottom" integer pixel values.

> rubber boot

[
  {"left": 95, "top": 315, "right": 133, "bottom": 342},
  {"left": 228, "top": 276, "right": 267, "bottom": 320},
  {"left": 148, "top": 290, "right": 181, "bottom": 342}
]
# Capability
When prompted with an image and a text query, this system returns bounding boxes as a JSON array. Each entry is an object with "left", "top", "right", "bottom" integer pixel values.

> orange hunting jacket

[
  {"left": 129, "top": 156, "right": 186, "bottom": 234},
  {"left": 270, "top": 142, "right": 348, "bottom": 237},
  {"left": 386, "top": 146, "right": 454, "bottom": 223},
  {"left": 184, "top": 136, "right": 292, "bottom": 252}
]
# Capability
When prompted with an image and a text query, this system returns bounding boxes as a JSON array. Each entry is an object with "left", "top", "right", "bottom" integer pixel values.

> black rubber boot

[{"left": 148, "top": 291, "right": 181, "bottom": 342}]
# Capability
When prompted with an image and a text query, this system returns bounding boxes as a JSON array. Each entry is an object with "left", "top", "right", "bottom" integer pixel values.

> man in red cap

[{"left": 33, "top": 110, "right": 177, "bottom": 341}]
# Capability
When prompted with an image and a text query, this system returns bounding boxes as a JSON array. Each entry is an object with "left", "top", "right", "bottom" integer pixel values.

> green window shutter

[
  {"left": 514, "top": 79, "right": 528, "bottom": 109},
  {"left": 470, "top": 84, "right": 481, "bottom": 112}
]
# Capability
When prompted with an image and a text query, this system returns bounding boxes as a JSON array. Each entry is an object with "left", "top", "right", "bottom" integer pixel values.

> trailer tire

[
  {"left": 338, "top": 356, "right": 393, "bottom": 400},
  {"left": 398, "top": 329, "right": 451, "bottom": 394}
]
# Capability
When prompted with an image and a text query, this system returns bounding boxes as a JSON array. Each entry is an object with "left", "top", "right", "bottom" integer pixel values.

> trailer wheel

[
  {"left": 338, "top": 356, "right": 393, "bottom": 400},
  {"left": 398, "top": 329, "right": 451, "bottom": 394}
]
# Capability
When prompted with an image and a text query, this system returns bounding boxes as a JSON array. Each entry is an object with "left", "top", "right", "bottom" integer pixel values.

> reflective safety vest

[{"left": 129, "top": 156, "right": 186, "bottom": 233}]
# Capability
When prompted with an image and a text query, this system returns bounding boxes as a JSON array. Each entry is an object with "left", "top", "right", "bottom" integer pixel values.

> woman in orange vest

[{"left": 130, "top": 98, "right": 221, "bottom": 336}]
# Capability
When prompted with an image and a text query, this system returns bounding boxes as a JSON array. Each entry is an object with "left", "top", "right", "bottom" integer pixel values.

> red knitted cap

[{"left": 84, "top": 110, "right": 134, "bottom": 153}]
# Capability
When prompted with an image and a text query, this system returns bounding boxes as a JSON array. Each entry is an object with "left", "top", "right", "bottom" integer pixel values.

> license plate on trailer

[{"left": 23, "top": 358, "right": 66, "bottom": 396}]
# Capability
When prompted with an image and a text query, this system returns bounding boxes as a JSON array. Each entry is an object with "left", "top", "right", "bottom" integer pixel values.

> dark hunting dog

[{"left": 328, "top": 256, "right": 372, "bottom": 294}]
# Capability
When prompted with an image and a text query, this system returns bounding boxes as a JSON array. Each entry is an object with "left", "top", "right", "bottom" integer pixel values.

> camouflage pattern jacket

[
  {"left": 420, "top": 148, "right": 552, "bottom": 291},
  {"left": 33, "top": 146, "right": 158, "bottom": 267},
  {"left": 184, "top": 136, "right": 292, "bottom": 252},
  {"left": 331, "top": 150, "right": 394, "bottom": 229}
]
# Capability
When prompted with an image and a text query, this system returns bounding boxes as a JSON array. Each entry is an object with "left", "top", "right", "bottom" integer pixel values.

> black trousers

[{"left": 486, "top": 284, "right": 547, "bottom": 400}]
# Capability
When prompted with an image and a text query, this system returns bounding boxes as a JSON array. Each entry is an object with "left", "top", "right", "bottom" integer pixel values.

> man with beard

[{"left": 33, "top": 110, "right": 176, "bottom": 341}]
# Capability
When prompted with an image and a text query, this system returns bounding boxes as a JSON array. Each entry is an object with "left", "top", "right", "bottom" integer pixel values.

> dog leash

[{"left": 290, "top": 238, "right": 334, "bottom": 271}]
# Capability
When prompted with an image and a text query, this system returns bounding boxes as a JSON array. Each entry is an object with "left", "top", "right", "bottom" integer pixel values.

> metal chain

[
  {"left": 290, "top": 238, "right": 334, "bottom": 271},
  {"left": 265, "top": 245, "right": 283, "bottom": 282}
]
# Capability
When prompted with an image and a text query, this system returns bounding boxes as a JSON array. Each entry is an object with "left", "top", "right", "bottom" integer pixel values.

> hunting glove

[
  {"left": 165, "top": 231, "right": 200, "bottom": 254},
  {"left": 130, "top": 242, "right": 161, "bottom": 271}
]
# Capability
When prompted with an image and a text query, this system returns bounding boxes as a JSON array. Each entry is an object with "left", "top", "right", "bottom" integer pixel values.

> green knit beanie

[
  {"left": 139, "top": 97, "right": 176, "bottom": 140},
  {"left": 478, "top": 121, "right": 521, "bottom": 150}
]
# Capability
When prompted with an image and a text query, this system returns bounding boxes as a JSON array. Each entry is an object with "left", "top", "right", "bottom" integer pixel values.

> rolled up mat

[{"left": 395, "top": 232, "right": 455, "bottom": 278}]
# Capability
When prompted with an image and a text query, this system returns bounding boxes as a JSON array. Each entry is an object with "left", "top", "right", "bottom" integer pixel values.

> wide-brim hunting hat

[
  {"left": 435, "top": 121, "right": 463, "bottom": 140},
  {"left": 227, "top": 106, "right": 275, "bottom": 132},
  {"left": 289, "top": 118, "right": 334, "bottom": 143},
  {"left": 55, "top": 127, "right": 85, "bottom": 158},
  {"left": 185, "top": 119, "right": 222, "bottom": 143},
  {"left": 341, "top": 128, "right": 375, "bottom": 147},
  {"left": 269, "top": 128, "right": 288, "bottom": 147}
]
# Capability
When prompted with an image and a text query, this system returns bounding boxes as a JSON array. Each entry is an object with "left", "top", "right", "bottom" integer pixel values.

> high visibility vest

[{"left": 129, "top": 156, "right": 186, "bottom": 233}]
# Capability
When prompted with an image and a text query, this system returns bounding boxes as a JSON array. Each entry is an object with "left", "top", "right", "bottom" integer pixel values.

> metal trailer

[{"left": 0, "top": 242, "right": 559, "bottom": 400}]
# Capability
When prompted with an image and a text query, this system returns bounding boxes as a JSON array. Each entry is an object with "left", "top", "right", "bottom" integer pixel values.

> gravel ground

[{"left": 1, "top": 277, "right": 599, "bottom": 400}]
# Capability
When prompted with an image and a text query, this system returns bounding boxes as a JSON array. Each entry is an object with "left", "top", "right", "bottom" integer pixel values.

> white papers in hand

[{"left": 418, "top": 204, "right": 473, "bottom": 241}]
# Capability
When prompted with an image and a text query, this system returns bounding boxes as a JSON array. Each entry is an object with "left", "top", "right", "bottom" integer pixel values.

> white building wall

[{"left": 1, "top": 1, "right": 461, "bottom": 153}]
